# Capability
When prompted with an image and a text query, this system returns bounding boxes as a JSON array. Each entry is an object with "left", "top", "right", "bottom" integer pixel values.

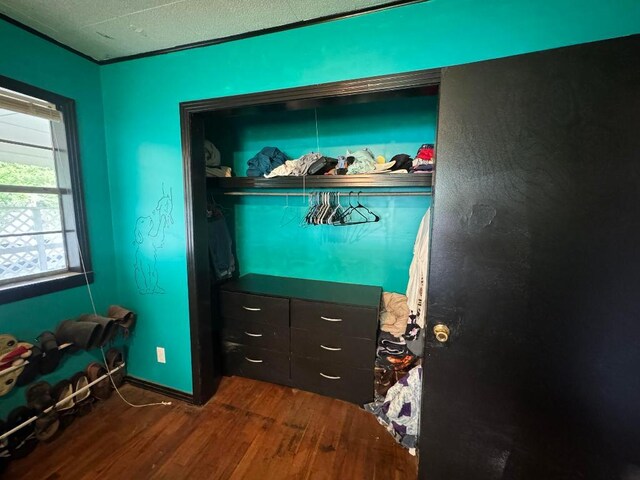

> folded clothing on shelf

[
  {"left": 244, "top": 144, "right": 434, "bottom": 177},
  {"left": 246, "top": 146, "right": 288, "bottom": 177},
  {"left": 265, "top": 152, "right": 322, "bottom": 178},
  {"left": 206, "top": 166, "right": 232, "bottom": 177},
  {"left": 411, "top": 144, "right": 434, "bottom": 173},
  {"left": 204, "top": 140, "right": 221, "bottom": 167},
  {"left": 346, "top": 148, "right": 376, "bottom": 175},
  {"left": 307, "top": 156, "right": 337, "bottom": 175}
]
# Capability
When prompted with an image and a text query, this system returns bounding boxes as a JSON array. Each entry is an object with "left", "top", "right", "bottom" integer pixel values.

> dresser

[{"left": 219, "top": 274, "right": 381, "bottom": 404}]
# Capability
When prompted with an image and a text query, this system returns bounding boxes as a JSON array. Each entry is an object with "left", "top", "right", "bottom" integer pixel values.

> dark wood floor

[{"left": 6, "top": 376, "right": 417, "bottom": 479}]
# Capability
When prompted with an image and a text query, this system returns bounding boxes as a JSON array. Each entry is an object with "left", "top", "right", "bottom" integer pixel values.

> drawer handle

[
  {"left": 320, "top": 316, "right": 342, "bottom": 322},
  {"left": 244, "top": 331, "right": 263, "bottom": 337},
  {"left": 320, "top": 373, "right": 341, "bottom": 380},
  {"left": 320, "top": 344, "right": 342, "bottom": 351},
  {"left": 242, "top": 306, "right": 261, "bottom": 312},
  {"left": 245, "top": 357, "right": 263, "bottom": 363}
]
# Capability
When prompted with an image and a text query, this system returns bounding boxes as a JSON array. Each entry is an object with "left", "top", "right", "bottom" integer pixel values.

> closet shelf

[{"left": 207, "top": 173, "right": 432, "bottom": 189}]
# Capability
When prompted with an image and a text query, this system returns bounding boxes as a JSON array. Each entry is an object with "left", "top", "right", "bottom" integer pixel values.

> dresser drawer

[
  {"left": 222, "top": 318, "right": 289, "bottom": 353},
  {"left": 291, "top": 328, "right": 375, "bottom": 368},
  {"left": 291, "top": 299, "right": 377, "bottom": 339},
  {"left": 291, "top": 356, "right": 373, "bottom": 404},
  {"left": 223, "top": 343, "right": 290, "bottom": 386},
  {"left": 220, "top": 291, "right": 289, "bottom": 328}
]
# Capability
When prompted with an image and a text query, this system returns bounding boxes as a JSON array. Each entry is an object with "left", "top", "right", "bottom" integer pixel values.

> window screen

[{"left": 0, "top": 84, "right": 86, "bottom": 290}]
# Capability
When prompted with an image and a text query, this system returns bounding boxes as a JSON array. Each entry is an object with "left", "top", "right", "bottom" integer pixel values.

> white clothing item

[
  {"left": 264, "top": 153, "right": 322, "bottom": 178},
  {"left": 375, "top": 161, "right": 395, "bottom": 171},
  {"left": 412, "top": 157, "right": 432, "bottom": 168},
  {"left": 370, "top": 161, "right": 397, "bottom": 174},
  {"left": 406, "top": 208, "right": 431, "bottom": 327},
  {"left": 265, "top": 160, "right": 296, "bottom": 178}
]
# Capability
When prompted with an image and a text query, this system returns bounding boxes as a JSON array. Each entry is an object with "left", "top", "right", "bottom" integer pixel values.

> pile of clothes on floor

[
  {"left": 375, "top": 293, "right": 423, "bottom": 397},
  {"left": 245, "top": 144, "right": 435, "bottom": 177},
  {"left": 206, "top": 199, "right": 235, "bottom": 281},
  {"left": 365, "top": 208, "right": 431, "bottom": 456},
  {"left": 366, "top": 293, "right": 423, "bottom": 455}
]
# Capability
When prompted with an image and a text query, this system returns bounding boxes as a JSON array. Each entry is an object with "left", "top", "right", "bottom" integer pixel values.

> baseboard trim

[{"left": 125, "top": 376, "right": 195, "bottom": 404}]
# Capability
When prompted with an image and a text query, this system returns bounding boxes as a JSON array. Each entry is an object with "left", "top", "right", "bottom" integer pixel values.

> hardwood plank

[
  {"left": 5, "top": 377, "right": 417, "bottom": 479},
  {"left": 305, "top": 397, "right": 351, "bottom": 480},
  {"left": 283, "top": 391, "right": 332, "bottom": 480},
  {"left": 226, "top": 389, "right": 319, "bottom": 480}
]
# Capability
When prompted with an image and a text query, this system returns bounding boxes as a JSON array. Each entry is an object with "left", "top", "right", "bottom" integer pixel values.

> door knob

[{"left": 433, "top": 324, "right": 450, "bottom": 343}]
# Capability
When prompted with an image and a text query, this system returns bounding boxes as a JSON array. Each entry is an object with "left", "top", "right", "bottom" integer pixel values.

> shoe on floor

[{"left": 86, "top": 362, "right": 112, "bottom": 400}]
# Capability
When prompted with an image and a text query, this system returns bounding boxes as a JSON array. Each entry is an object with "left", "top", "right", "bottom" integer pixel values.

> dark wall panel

[{"left": 420, "top": 35, "right": 640, "bottom": 479}]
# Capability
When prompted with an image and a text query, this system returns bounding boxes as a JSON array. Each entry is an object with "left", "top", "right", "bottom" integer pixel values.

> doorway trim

[{"left": 179, "top": 67, "right": 441, "bottom": 405}]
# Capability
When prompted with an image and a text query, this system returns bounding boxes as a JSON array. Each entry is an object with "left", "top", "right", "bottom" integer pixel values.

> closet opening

[{"left": 179, "top": 68, "right": 440, "bottom": 457}]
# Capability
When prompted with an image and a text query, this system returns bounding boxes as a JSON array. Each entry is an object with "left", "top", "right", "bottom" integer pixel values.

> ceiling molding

[
  {"left": 1, "top": 0, "right": 427, "bottom": 66},
  {"left": 0, "top": 12, "right": 99, "bottom": 64}
]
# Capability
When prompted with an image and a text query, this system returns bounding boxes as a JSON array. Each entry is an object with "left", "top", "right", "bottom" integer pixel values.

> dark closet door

[{"left": 420, "top": 35, "right": 640, "bottom": 480}]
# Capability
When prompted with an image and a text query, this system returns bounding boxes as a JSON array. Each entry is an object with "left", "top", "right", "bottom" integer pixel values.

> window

[{"left": 0, "top": 76, "right": 92, "bottom": 303}]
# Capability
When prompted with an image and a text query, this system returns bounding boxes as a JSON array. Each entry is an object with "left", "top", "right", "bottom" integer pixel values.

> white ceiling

[{"left": 0, "top": 0, "right": 407, "bottom": 62}]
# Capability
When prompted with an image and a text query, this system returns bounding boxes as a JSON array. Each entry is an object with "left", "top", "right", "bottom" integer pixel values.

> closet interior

[{"left": 182, "top": 69, "right": 440, "bottom": 453}]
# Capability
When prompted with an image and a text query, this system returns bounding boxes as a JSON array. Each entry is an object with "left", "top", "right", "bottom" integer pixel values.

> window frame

[{"left": 0, "top": 75, "right": 93, "bottom": 304}]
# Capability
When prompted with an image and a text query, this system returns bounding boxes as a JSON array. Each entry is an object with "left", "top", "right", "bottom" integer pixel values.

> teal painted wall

[
  {"left": 0, "top": 21, "right": 117, "bottom": 415},
  {"left": 208, "top": 95, "right": 436, "bottom": 292},
  {"left": 99, "top": 0, "right": 640, "bottom": 394},
  {"left": 232, "top": 192, "right": 431, "bottom": 293},
  {"left": 210, "top": 96, "right": 437, "bottom": 175}
]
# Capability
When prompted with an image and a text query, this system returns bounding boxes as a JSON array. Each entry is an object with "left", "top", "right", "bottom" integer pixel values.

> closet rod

[
  {"left": 0, "top": 362, "right": 125, "bottom": 442},
  {"left": 222, "top": 191, "right": 432, "bottom": 197}
]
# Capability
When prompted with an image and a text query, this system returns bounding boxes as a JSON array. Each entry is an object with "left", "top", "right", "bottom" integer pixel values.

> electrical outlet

[{"left": 156, "top": 347, "right": 166, "bottom": 364}]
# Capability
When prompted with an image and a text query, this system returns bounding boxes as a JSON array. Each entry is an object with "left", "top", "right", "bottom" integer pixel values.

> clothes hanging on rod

[
  {"left": 407, "top": 208, "right": 431, "bottom": 329},
  {"left": 207, "top": 198, "right": 235, "bottom": 280}
]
